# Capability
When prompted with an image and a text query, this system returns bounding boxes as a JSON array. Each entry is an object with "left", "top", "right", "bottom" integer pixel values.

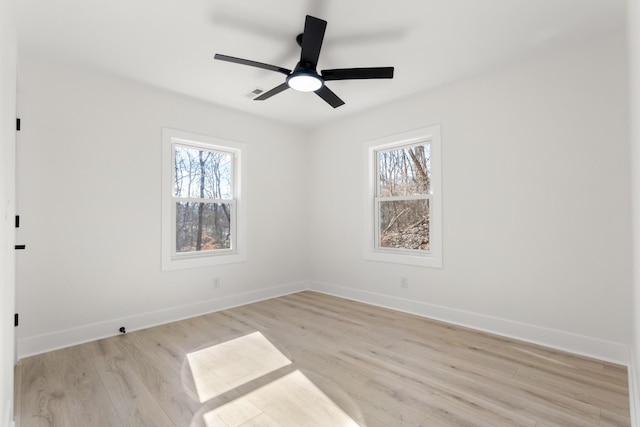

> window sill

[
  {"left": 364, "top": 250, "right": 442, "bottom": 268},
  {"left": 162, "top": 252, "right": 246, "bottom": 271}
]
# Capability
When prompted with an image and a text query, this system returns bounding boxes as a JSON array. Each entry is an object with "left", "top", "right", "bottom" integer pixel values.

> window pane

[
  {"left": 379, "top": 199, "right": 429, "bottom": 251},
  {"left": 378, "top": 144, "right": 430, "bottom": 196},
  {"left": 176, "top": 202, "right": 232, "bottom": 253},
  {"left": 174, "top": 145, "right": 232, "bottom": 199}
]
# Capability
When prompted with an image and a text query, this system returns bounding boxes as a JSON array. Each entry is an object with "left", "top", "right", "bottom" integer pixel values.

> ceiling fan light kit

[
  {"left": 287, "top": 72, "right": 323, "bottom": 92},
  {"left": 214, "top": 15, "right": 394, "bottom": 108}
]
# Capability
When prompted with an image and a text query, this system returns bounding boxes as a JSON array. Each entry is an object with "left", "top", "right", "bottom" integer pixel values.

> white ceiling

[{"left": 15, "top": 0, "right": 626, "bottom": 129}]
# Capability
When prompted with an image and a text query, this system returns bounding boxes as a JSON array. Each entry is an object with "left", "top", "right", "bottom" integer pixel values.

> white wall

[
  {"left": 15, "top": 54, "right": 309, "bottom": 357},
  {"left": 629, "top": 0, "right": 640, "bottom": 422},
  {"left": 0, "top": 0, "right": 17, "bottom": 424},
  {"left": 309, "top": 30, "right": 632, "bottom": 362},
  {"left": 15, "top": 26, "right": 633, "bottom": 368}
]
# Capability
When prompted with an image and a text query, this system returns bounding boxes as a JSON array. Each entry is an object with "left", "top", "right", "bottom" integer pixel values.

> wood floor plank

[
  {"left": 601, "top": 408, "right": 633, "bottom": 426},
  {"left": 107, "top": 329, "right": 199, "bottom": 399},
  {"left": 19, "top": 352, "right": 93, "bottom": 427},
  {"left": 15, "top": 291, "right": 631, "bottom": 426},
  {"left": 19, "top": 345, "right": 125, "bottom": 426},
  {"left": 54, "top": 344, "right": 125, "bottom": 427},
  {"left": 341, "top": 349, "right": 593, "bottom": 426},
  {"left": 514, "top": 366, "right": 629, "bottom": 416},
  {"left": 88, "top": 338, "right": 176, "bottom": 427}
]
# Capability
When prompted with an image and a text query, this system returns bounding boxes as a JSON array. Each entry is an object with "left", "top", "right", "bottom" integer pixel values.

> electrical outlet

[
  {"left": 400, "top": 276, "right": 409, "bottom": 288},
  {"left": 213, "top": 277, "right": 220, "bottom": 289}
]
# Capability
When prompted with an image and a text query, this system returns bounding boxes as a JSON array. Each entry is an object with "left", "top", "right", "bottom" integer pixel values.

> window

[
  {"left": 162, "top": 128, "right": 246, "bottom": 270},
  {"left": 365, "top": 125, "right": 442, "bottom": 267}
]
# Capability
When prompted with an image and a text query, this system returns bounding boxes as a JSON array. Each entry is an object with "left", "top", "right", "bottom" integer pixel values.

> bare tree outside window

[
  {"left": 173, "top": 145, "right": 233, "bottom": 253},
  {"left": 376, "top": 143, "right": 431, "bottom": 251}
]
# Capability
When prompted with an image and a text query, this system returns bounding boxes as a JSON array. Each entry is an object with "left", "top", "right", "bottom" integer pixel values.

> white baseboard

[
  {"left": 17, "top": 279, "right": 631, "bottom": 367},
  {"left": 17, "top": 281, "right": 308, "bottom": 359},
  {"left": 308, "top": 281, "right": 631, "bottom": 365}
]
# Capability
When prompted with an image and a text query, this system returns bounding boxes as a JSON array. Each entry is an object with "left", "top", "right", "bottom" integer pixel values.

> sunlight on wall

[
  {"left": 202, "top": 370, "right": 360, "bottom": 427},
  {"left": 187, "top": 331, "right": 292, "bottom": 403}
]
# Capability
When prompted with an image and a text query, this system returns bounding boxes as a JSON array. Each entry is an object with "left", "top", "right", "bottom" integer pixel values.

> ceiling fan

[{"left": 214, "top": 15, "right": 394, "bottom": 108}]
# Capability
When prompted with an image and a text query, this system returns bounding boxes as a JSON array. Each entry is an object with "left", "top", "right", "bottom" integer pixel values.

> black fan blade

[
  {"left": 254, "top": 82, "right": 289, "bottom": 101},
  {"left": 300, "top": 16, "right": 327, "bottom": 68},
  {"left": 321, "top": 67, "right": 394, "bottom": 81},
  {"left": 315, "top": 85, "right": 345, "bottom": 108},
  {"left": 214, "top": 54, "right": 291, "bottom": 75}
]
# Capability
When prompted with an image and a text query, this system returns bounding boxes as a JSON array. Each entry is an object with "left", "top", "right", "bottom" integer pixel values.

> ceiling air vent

[{"left": 245, "top": 88, "right": 264, "bottom": 99}]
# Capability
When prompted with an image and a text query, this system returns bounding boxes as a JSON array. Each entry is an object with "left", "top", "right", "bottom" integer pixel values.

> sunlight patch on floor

[
  {"left": 187, "top": 331, "right": 292, "bottom": 403},
  {"left": 202, "top": 370, "right": 361, "bottom": 427}
]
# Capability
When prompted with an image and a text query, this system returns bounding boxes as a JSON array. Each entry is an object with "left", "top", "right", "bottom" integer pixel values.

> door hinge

[
  {"left": 14, "top": 313, "right": 18, "bottom": 327},
  {"left": 16, "top": 118, "right": 20, "bottom": 131},
  {"left": 14, "top": 245, "right": 26, "bottom": 250},
  {"left": 15, "top": 215, "right": 19, "bottom": 228}
]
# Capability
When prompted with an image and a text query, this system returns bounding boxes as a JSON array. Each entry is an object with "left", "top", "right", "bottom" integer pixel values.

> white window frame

[
  {"left": 162, "top": 128, "right": 246, "bottom": 271},
  {"left": 364, "top": 125, "right": 442, "bottom": 268}
]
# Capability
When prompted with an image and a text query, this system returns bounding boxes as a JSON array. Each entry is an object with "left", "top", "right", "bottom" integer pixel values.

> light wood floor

[{"left": 14, "top": 291, "right": 631, "bottom": 426}]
